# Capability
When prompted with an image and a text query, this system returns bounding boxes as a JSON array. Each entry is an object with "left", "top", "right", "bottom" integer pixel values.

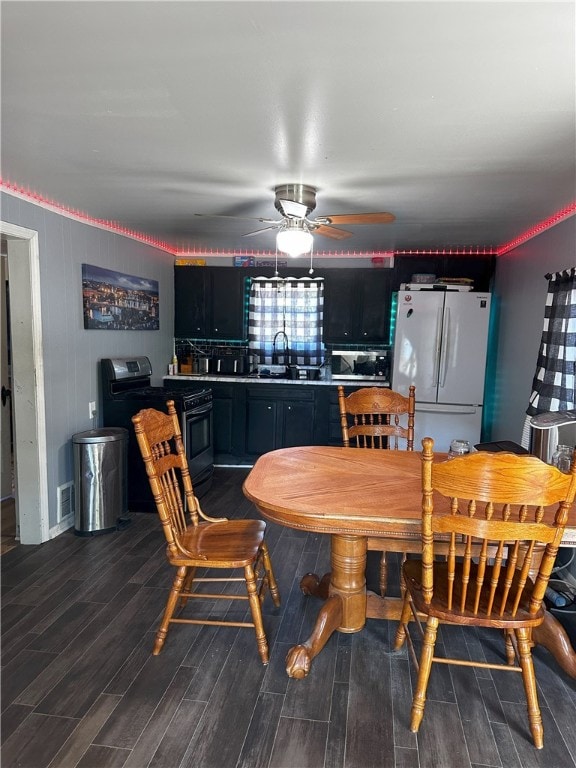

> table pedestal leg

[
  {"left": 532, "top": 610, "right": 576, "bottom": 678},
  {"left": 286, "top": 534, "right": 367, "bottom": 678},
  {"left": 518, "top": 541, "right": 576, "bottom": 679}
]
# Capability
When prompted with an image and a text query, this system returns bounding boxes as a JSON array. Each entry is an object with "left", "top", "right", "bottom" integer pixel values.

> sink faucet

[{"left": 272, "top": 331, "right": 290, "bottom": 366}]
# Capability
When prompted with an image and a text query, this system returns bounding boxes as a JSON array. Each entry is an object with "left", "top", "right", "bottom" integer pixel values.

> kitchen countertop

[{"left": 164, "top": 374, "right": 391, "bottom": 387}]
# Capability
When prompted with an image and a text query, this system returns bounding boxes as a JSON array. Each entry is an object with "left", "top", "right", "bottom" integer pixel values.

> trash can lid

[{"left": 73, "top": 427, "right": 129, "bottom": 443}]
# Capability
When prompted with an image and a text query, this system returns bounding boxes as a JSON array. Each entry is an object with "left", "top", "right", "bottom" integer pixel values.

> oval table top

[
  {"left": 243, "top": 445, "right": 576, "bottom": 539},
  {"left": 243, "top": 445, "right": 439, "bottom": 537}
]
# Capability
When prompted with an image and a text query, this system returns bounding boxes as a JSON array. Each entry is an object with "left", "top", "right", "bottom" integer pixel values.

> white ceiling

[{"left": 1, "top": 1, "right": 575, "bottom": 254}]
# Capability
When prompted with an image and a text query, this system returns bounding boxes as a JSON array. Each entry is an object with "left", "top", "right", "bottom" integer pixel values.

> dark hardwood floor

[
  {"left": 1, "top": 467, "right": 575, "bottom": 768},
  {"left": 1, "top": 496, "right": 17, "bottom": 555}
]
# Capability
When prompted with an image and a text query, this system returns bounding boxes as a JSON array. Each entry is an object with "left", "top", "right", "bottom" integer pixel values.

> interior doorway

[
  {"left": 0, "top": 221, "right": 49, "bottom": 545},
  {"left": 1, "top": 244, "right": 17, "bottom": 553}
]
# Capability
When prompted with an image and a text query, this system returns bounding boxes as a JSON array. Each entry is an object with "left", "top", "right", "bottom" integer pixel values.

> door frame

[{"left": 1, "top": 221, "right": 49, "bottom": 544}]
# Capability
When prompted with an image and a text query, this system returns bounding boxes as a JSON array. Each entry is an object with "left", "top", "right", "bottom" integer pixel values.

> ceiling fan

[{"left": 194, "top": 184, "right": 395, "bottom": 255}]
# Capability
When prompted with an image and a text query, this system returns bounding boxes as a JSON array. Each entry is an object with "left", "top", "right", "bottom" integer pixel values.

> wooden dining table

[{"left": 243, "top": 445, "right": 576, "bottom": 679}]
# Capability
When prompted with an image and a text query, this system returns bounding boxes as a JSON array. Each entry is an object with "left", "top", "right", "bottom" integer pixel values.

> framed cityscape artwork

[{"left": 82, "top": 264, "right": 159, "bottom": 330}]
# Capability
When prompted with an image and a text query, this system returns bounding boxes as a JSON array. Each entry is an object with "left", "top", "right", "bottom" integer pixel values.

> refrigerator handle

[
  {"left": 432, "top": 306, "right": 443, "bottom": 386},
  {"left": 439, "top": 307, "right": 450, "bottom": 388}
]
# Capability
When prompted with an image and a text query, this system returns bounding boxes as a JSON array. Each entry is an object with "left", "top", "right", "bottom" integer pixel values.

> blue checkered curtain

[
  {"left": 248, "top": 278, "right": 324, "bottom": 365},
  {"left": 526, "top": 267, "right": 576, "bottom": 416}
]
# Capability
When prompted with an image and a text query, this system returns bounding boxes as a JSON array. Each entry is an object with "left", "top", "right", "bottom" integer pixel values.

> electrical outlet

[{"left": 89, "top": 401, "right": 96, "bottom": 418}]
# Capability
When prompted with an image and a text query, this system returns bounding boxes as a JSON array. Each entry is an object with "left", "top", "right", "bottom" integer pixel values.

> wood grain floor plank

[
  {"left": 147, "top": 698, "right": 206, "bottom": 768},
  {"left": 121, "top": 667, "right": 200, "bottom": 768},
  {"left": 477, "top": 676, "right": 507, "bottom": 725},
  {"left": 1, "top": 711, "right": 79, "bottom": 768},
  {"left": 27, "top": 600, "right": 105, "bottom": 653},
  {"left": 489, "top": 721, "right": 522, "bottom": 768},
  {"left": 14, "top": 583, "right": 142, "bottom": 707},
  {"left": 95, "top": 630, "right": 202, "bottom": 750},
  {"left": 414, "top": 699, "right": 471, "bottom": 768},
  {"left": 1, "top": 579, "right": 82, "bottom": 653},
  {"left": 345, "top": 621, "right": 396, "bottom": 768},
  {"left": 394, "top": 746, "right": 421, "bottom": 768},
  {"left": 324, "top": 680, "right": 348, "bottom": 768},
  {"left": 47, "top": 693, "right": 122, "bottom": 768},
  {"left": 451, "top": 665, "right": 501, "bottom": 766},
  {"left": 334, "top": 628, "right": 353, "bottom": 684},
  {"left": 261, "top": 640, "right": 293, "bottom": 696},
  {"left": 76, "top": 744, "right": 131, "bottom": 767},
  {"left": 34, "top": 585, "right": 167, "bottom": 718},
  {"left": 236, "top": 691, "right": 285, "bottom": 768},
  {"left": 501, "top": 700, "right": 576, "bottom": 767},
  {"left": 0, "top": 702, "right": 33, "bottom": 743},
  {"left": 268, "top": 716, "right": 329, "bottom": 768},
  {"left": 390, "top": 655, "right": 418, "bottom": 751},
  {"left": 181, "top": 629, "right": 269, "bottom": 768},
  {"left": 1, "top": 648, "right": 58, "bottom": 710},
  {"left": 282, "top": 626, "right": 337, "bottom": 721},
  {"left": 1, "top": 601, "right": 33, "bottom": 633}
]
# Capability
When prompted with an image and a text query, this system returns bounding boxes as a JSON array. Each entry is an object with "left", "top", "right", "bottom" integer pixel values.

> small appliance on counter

[
  {"left": 211, "top": 354, "right": 252, "bottom": 375},
  {"left": 257, "top": 364, "right": 289, "bottom": 378},
  {"left": 331, "top": 350, "right": 390, "bottom": 381},
  {"left": 288, "top": 365, "right": 322, "bottom": 381}
]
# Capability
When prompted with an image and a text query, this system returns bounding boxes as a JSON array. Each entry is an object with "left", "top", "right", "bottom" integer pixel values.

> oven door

[{"left": 182, "top": 401, "right": 214, "bottom": 493}]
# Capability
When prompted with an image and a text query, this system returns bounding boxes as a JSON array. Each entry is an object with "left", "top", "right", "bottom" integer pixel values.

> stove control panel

[{"left": 102, "top": 357, "right": 152, "bottom": 381}]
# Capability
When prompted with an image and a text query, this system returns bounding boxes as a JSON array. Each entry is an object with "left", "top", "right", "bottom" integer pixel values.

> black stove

[
  {"left": 101, "top": 356, "right": 214, "bottom": 510},
  {"left": 110, "top": 385, "right": 212, "bottom": 411}
]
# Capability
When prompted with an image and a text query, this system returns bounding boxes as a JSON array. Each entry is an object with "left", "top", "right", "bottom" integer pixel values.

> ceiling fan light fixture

[{"left": 276, "top": 219, "right": 313, "bottom": 257}]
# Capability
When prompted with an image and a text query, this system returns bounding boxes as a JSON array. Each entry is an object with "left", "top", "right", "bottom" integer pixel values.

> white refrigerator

[{"left": 391, "top": 289, "right": 492, "bottom": 452}]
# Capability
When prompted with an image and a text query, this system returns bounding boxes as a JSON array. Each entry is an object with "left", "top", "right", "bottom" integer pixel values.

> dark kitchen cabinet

[
  {"left": 323, "top": 270, "right": 392, "bottom": 344},
  {"left": 392, "top": 255, "right": 495, "bottom": 292},
  {"left": 210, "top": 383, "right": 236, "bottom": 457},
  {"left": 245, "top": 386, "right": 315, "bottom": 456},
  {"left": 174, "top": 266, "right": 247, "bottom": 340}
]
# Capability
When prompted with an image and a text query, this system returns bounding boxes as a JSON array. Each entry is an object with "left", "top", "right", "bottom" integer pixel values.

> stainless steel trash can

[{"left": 73, "top": 427, "right": 128, "bottom": 536}]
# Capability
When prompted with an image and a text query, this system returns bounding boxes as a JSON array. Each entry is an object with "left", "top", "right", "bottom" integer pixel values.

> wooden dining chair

[
  {"left": 338, "top": 384, "right": 417, "bottom": 596},
  {"left": 394, "top": 436, "right": 576, "bottom": 749},
  {"left": 132, "top": 401, "right": 280, "bottom": 664}
]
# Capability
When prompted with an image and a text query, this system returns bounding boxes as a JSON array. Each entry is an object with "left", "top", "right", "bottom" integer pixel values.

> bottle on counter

[{"left": 168, "top": 355, "right": 178, "bottom": 376}]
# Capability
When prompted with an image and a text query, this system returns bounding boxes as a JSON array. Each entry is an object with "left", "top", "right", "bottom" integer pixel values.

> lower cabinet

[
  {"left": 211, "top": 383, "right": 236, "bottom": 457},
  {"left": 246, "top": 386, "right": 315, "bottom": 456},
  {"left": 166, "top": 378, "right": 367, "bottom": 463}
]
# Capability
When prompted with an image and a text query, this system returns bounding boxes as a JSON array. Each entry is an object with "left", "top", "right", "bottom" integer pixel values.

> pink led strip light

[
  {"left": 496, "top": 201, "right": 576, "bottom": 255},
  {"left": 1, "top": 179, "right": 573, "bottom": 257}
]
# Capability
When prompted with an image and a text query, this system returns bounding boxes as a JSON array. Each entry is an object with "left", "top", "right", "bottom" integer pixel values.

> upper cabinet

[
  {"left": 174, "top": 267, "right": 247, "bottom": 340},
  {"left": 323, "top": 269, "right": 392, "bottom": 344},
  {"left": 392, "top": 255, "right": 495, "bottom": 292},
  {"left": 173, "top": 257, "right": 495, "bottom": 345}
]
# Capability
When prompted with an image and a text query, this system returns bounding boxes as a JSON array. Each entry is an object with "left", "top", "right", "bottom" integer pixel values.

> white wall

[
  {"left": 1, "top": 191, "right": 176, "bottom": 532},
  {"left": 489, "top": 215, "right": 576, "bottom": 443}
]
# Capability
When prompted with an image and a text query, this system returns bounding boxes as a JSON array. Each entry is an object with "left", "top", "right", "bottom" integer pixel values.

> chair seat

[
  {"left": 403, "top": 559, "right": 545, "bottom": 628},
  {"left": 172, "top": 519, "right": 267, "bottom": 567}
]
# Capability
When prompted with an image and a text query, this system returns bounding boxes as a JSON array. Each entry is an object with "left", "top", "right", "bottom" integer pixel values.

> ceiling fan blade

[
  {"left": 194, "top": 213, "right": 279, "bottom": 224},
  {"left": 277, "top": 199, "right": 309, "bottom": 218},
  {"left": 313, "top": 224, "right": 353, "bottom": 240},
  {"left": 242, "top": 225, "right": 281, "bottom": 237},
  {"left": 316, "top": 212, "right": 396, "bottom": 225}
]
